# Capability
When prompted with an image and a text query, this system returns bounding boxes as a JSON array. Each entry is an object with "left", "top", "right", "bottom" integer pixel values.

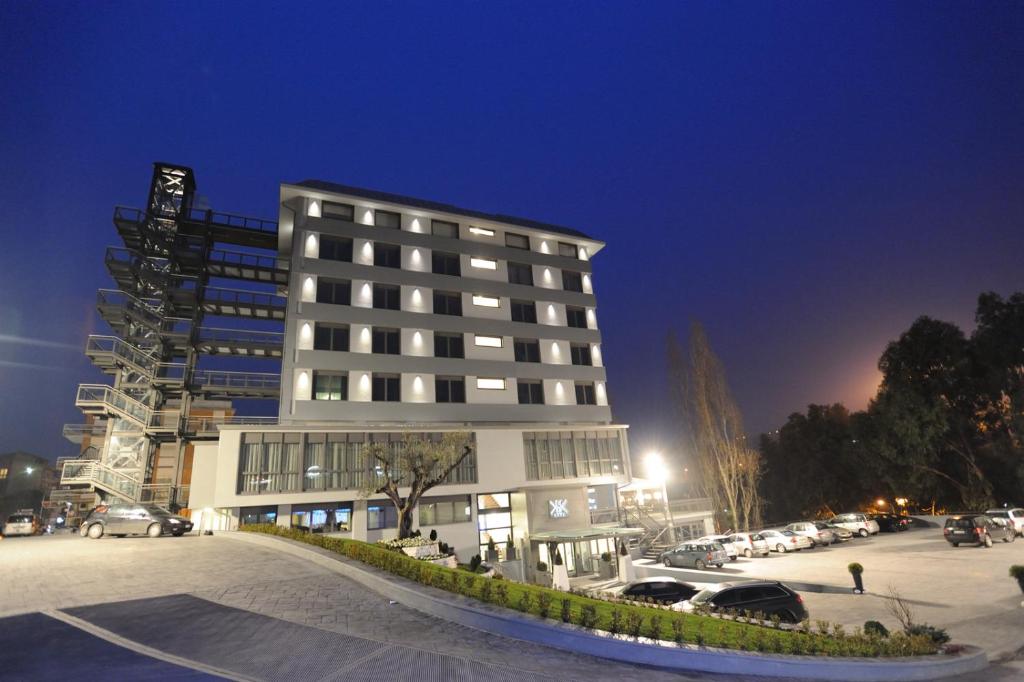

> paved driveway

[{"left": 635, "top": 526, "right": 1024, "bottom": 659}]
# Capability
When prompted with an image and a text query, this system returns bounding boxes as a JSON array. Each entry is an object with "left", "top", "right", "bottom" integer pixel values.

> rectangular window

[
  {"left": 313, "top": 323, "right": 350, "bottom": 352},
  {"left": 372, "top": 374, "right": 401, "bottom": 402},
  {"left": 435, "top": 376, "right": 466, "bottom": 403},
  {"left": 469, "top": 226, "right": 494, "bottom": 237},
  {"left": 474, "top": 335, "right": 502, "bottom": 348},
  {"left": 558, "top": 242, "right": 579, "bottom": 258},
  {"left": 570, "top": 343, "right": 592, "bottom": 366},
  {"left": 319, "top": 235, "right": 353, "bottom": 262},
  {"left": 434, "top": 332, "right": 465, "bottom": 359},
  {"left": 368, "top": 503, "right": 398, "bottom": 530},
  {"left": 562, "top": 270, "right": 583, "bottom": 292},
  {"left": 472, "top": 294, "right": 500, "bottom": 308},
  {"left": 371, "top": 327, "right": 400, "bottom": 355},
  {"left": 373, "top": 243, "right": 401, "bottom": 268},
  {"left": 239, "top": 505, "right": 278, "bottom": 525},
  {"left": 316, "top": 278, "right": 351, "bottom": 306},
  {"left": 322, "top": 201, "right": 354, "bottom": 221},
  {"left": 313, "top": 372, "right": 347, "bottom": 400},
  {"left": 433, "top": 290, "right": 463, "bottom": 316},
  {"left": 470, "top": 256, "right": 497, "bottom": 270},
  {"left": 517, "top": 380, "right": 544, "bottom": 404},
  {"left": 372, "top": 284, "right": 400, "bottom": 310},
  {"left": 505, "top": 232, "right": 530, "bottom": 250},
  {"left": 513, "top": 338, "right": 540, "bottom": 363},
  {"left": 374, "top": 210, "right": 401, "bottom": 229},
  {"left": 575, "top": 382, "right": 597, "bottom": 405},
  {"left": 507, "top": 262, "right": 534, "bottom": 286},
  {"left": 566, "top": 305, "right": 587, "bottom": 328},
  {"left": 419, "top": 495, "right": 472, "bottom": 526},
  {"left": 510, "top": 299, "right": 537, "bottom": 323},
  {"left": 431, "top": 219, "right": 459, "bottom": 239},
  {"left": 523, "top": 431, "right": 624, "bottom": 481},
  {"left": 431, "top": 251, "right": 461, "bottom": 276},
  {"left": 291, "top": 502, "right": 352, "bottom": 532},
  {"left": 477, "top": 377, "right": 506, "bottom": 390}
]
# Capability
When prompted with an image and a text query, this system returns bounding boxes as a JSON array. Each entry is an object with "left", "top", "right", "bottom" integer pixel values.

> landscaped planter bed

[{"left": 238, "top": 525, "right": 946, "bottom": 659}]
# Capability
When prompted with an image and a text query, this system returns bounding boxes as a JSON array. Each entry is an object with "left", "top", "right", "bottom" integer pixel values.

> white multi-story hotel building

[{"left": 190, "top": 180, "right": 636, "bottom": 574}]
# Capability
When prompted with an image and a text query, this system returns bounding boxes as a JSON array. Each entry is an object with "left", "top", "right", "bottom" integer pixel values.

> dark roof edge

[{"left": 289, "top": 179, "right": 599, "bottom": 242}]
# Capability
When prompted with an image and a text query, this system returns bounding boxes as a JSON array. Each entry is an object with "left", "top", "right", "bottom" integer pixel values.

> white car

[
  {"left": 829, "top": 513, "right": 880, "bottom": 537},
  {"left": 986, "top": 508, "right": 1024, "bottom": 536},
  {"left": 3, "top": 513, "right": 38, "bottom": 537},
  {"left": 697, "top": 535, "right": 739, "bottom": 561},
  {"left": 760, "top": 529, "right": 812, "bottom": 552},
  {"left": 727, "top": 532, "right": 770, "bottom": 558}
]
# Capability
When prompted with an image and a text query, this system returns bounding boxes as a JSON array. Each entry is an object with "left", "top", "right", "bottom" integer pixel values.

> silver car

[{"left": 659, "top": 542, "right": 729, "bottom": 569}]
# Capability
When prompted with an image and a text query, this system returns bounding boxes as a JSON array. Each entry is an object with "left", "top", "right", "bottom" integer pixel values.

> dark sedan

[
  {"left": 673, "top": 580, "right": 809, "bottom": 623},
  {"left": 80, "top": 504, "right": 193, "bottom": 539},
  {"left": 620, "top": 578, "right": 699, "bottom": 604}
]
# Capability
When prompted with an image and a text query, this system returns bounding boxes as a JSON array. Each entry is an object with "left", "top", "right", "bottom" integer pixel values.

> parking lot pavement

[{"left": 634, "top": 527, "right": 1024, "bottom": 658}]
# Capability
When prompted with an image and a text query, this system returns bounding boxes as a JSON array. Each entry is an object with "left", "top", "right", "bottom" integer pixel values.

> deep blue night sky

[{"left": 1, "top": 2, "right": 1022, "bottom": 466}]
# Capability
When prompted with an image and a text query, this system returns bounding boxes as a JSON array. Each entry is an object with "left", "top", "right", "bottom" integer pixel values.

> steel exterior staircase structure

[{"left": 54, "top": 163, "right": 283, "bottom": 509}]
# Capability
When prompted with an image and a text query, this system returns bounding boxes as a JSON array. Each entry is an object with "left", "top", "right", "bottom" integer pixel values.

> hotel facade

[{"left": 190, "top": 180, "right": 636, "bottom": 572}]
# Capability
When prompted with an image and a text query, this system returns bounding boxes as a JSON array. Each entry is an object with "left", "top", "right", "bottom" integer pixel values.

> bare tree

[
  {"left": 668, "top": 323, "right": 763, "bottom": 531},
  {"left": 361, "top": 432, "right": 474, "bottom": 539}
]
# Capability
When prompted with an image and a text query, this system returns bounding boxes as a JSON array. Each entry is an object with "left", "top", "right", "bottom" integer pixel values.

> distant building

[{"left": 0, "top": 452, "right": 57, "bottom": 520}]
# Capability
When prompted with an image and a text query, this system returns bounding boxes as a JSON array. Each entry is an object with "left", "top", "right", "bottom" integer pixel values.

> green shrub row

[{"left": 239, "top": 525, "right": 939, "bottom": 657}]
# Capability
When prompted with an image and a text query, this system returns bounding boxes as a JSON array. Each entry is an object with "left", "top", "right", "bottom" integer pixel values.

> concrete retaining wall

[{"left": 225, "top": 532, "right": 988, "bottom": 681}]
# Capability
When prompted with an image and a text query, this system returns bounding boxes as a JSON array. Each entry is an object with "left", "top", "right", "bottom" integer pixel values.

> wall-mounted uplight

[
  {"left": 298, "top": 371, "right": 309, "bottom": 389},
  {"left": 362, "top": 209, "right": 373, "bottom": 224},
  {"left": 303, "top": 277, "right": 315, "bottom": 298},
  {"left": 411, "top": 248, "right": 422, "bottom": 266},
  {"left": 540, "top": 241, "right": 550, "bottom": 254},
  {"left": 472, "top": 294, "right": 500, "bottom": 308},
  {"left": 305, "top": 233, "right": 318, "bottom": 257},
  {"left": 579, "top": 247, "right": 589, "bottom": 261},
  {"left": 360, "top": 327, "right": 371, "bottom": 343},
  {"left": 582, "top": 274, "right": 591, "bottom": 290},
  {"left": 470, "top": 257, "right": 497, "bottom": 270},
  {"left": 360, "top": 373, "right": 371, "bottom": 389},
  {"left": 361, "top": 283, "right": 372, "bottom": 301},
  {"left": 306, "top": 200, "right": 320, "bottom": 218},
  {"left": 586, "top": 309, "right": 596, "bottom": 324},
  {"left": 410, "top": 218, "right": 422, "bottom": 233},
  {"left": 300, "top": 323, "right": 312, "bottom": 340},
  {"left": 476, "top": 377, "right": 506, "bottom": 390},
  {"left": 555, "top": 381, "right": 564, "bottom": 396},
  {"left": 413, "top": 331, "right": 423, "bottom": 347},
  {"left": 412, "top": 288, "right": 422, "bottom": 305},
  {"left": 550, "top": 341, "right": 560, "bottom": 357},
  {"left": 547, "top": 304, "right": 556, "bottom": 319},
  {"left": 362, "top": 241, "right": 373, "bottom": 258},
  {"left": 413, "top": 375, "right": 424, "bottom": 392},
  {"left": 474, "top": 335, "right": 502, "bottom": 348},
  {"left": 469, "top": 226, "right": 495, "bottom": 237},
  {"left": 543, "top": 268, "right": 552, "bottom": 283}
]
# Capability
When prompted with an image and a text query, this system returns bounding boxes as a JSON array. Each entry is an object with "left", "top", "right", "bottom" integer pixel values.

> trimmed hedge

[{"left": 239, "top": 525, "right": 939, "bottom": 657}]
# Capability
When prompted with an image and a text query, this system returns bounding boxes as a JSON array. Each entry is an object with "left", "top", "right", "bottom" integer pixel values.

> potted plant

[
  {"left": 552, "top": 550, "right": 570, "bottom": 591},
  {"left": 505, "top": 536, "right": 517, "bottom": 561},
  {"left": 599, "top": 551, "right": 615, "bottom": 579},
  {"left": 848, "top": 562, "right": 865, "bottom": 594},
  {"left": 486, "top": 537, "right": 499, "bottom": 563},
  {"left": 1010, "top": 565, "right": 1024, "bottom": 606},
  {"left": 617, "top": 540, "right": 636, "bottom": 582},
  {"left": 535, "top": 560, "right": 551, "bottom": 587}
]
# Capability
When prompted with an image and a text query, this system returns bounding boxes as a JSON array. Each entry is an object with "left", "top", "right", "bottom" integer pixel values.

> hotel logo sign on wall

[{"left": 548, "top": 499, "right": 569, "bottom": 519}]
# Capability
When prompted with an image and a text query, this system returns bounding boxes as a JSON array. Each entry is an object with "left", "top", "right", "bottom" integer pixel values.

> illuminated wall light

[
  {"left": 360, "top": 373, "right": 371, "bottom": 389},
  {"left": 597, "top": 382, "right": 607, "bottom": 398},
  {"left": 413, "top": 375, "right": 424, "bottom": 392},
  {"left": 413, "top": 331, "right": 423, "bottom": 347},
  {"left": 300, "top": 323, "right": 312, "bottom": 340},
  {"left": 306, "top": 200, "right": 320, "bottom": 218},
  {"left": 543, "top": 268, "right": 552, "bottom": 283},
  {"left": 583, "top": 274, "right": 592, "bottom": 290},
  {"left": 469, "top": 226, "right": 494, "bottom": 236},
  {"left": 362, "top": 241, "right": 373, "bottom": 258},
  {"left": 474, "top": 335, "right": 502, "bottom": 348},
  {"left": 587, "top": 309, "right": 596, "bottom": 323},
  {"left": 302, "top": 277, "right": 315, "bottom": 298},
  {"left": 412, "top": 288, "right": 422, "bottom": 305},
  {"left": 547, "top": 304, "right": 556, "bottom": 319},
  {"left": 555, "top": 381, "right": 564, "bottom": 397},
  {"left": 476, "top": 377, "right": 506, "bottom": 390},
  {"left": 305, "top": 233, "right": 318, "bottom": 256},
  {"left": 362, "top": 209, "right": 373, "bottom": 224},
  {"left": 360, "top": 327, "right": 371, "bottom": 342},
  {"left": 580, "top": 247, "right": 589, "bottom": 261},
  {"left": 470, "top": 257, "right": 497, "bottom": 270},
  {"left": 411, "top": 248, "right": 421, "bottom": 266},
  {"left": 410, "top": 218, "right": 422, "bottom": 232},
  {"left": 472, "top": 294, "right": 500, "bottom": 308},
  {"left": 592, "top": 344, "right": 602, "bottom": 363},
  {"left": 297, "top": 371, "right": 309, "bottom": 389},
  {"left": 551, "top": 341, "right": 560, "bottom": 358},
  {"left": 361, "top": 283, "right": 372, "bottom": 300}
]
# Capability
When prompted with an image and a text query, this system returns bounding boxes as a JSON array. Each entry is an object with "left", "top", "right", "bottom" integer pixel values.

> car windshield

[
  {"left": 946, "top": 518, "right": 974, "bottom": 528},
  {"left": 7, "top": 514, "right": 32, "bottom": 523},
  {"left": 145, "top": 506, "right": 171, "bottom": 517},
  {"left": 989, "top": 511, "right": 1009, "bottom": 519},
  {"left": 691, "top": 588, "right": 717, "bottom": 604}
]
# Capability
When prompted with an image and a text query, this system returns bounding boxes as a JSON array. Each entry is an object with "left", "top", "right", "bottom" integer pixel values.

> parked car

[
  {"left": 986, "top": 508, "right": 1024, "bottom": 536},
  {"left": 672, "top": 580, "right": 809, "bottom": 623},
  {"left": 818, "top": 521, "right": 852, "bottom": 542},
  {"left": 869, "top": 513, "right": 908, "bottom": 532},
  {"left": 697, "top": 534, "right": 739, "bottom": 561},
  {"left": 943, "top": 513, "right": 1014, "bottom": 547},
  {"left": 759, "top": 529, "right": 812, "bottom": 552},
  {"left": 80, "top": 504, "right": 193, "bottom": 539},
  {"left": 3, "top": 512, "right": 39, "bottom": 537},
  {"left": 829, "top": 513, "right": 880, "bottom": 537},
  {"left": 659, "top": 542, "right": 729, "bottom": 569},
  {"left": 785, "top": 521, "right": 835, "bottom": 547},
  {"left": 620, "top": 578, "right": 700, "bottom": 604},
  {"left": 727, "top": 532, "right": 770, "bottom": 558}
]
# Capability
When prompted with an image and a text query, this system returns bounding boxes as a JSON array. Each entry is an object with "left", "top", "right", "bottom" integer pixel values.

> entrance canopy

[{"left": 530, "top": 527, "right": 644, "bottom": 543}]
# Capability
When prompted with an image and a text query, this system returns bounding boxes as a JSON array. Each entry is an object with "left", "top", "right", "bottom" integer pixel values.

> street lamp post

[{"left": 645, "top": 452, "right": 674, "bottom": 539}]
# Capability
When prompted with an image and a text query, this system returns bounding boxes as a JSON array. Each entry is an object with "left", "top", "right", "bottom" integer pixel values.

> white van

[
  {"left": 829, "top": 513, "right": 880, "bottom": 537},
  {"left": 3, "top": 513, "right": 38, "bottom": 537}
]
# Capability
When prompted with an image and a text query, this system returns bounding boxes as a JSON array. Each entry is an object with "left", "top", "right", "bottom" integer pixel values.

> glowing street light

[
  {"left": 25, "top": 467, "right": 34, "bottom": 475},
  {"left": 876, "top": 498, "right": 887, "bottom": 508},
  {"left": 645, "top": 452, "right": 674, "bottom": 534}
]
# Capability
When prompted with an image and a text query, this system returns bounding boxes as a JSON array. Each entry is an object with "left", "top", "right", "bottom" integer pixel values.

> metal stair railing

[
  {"left": 75, "top": 384, "right": 181, "bottom": 433},
  {"left": 192, "top": 369, "right": 281, "bottom": 393},
  {"left": 60, "top": 460, "right": 140, "bottom": 501}
]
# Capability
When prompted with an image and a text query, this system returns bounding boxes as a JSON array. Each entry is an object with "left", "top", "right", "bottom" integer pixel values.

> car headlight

[{"left": 168, "top": 519, "right": 180, "bottom": 524}]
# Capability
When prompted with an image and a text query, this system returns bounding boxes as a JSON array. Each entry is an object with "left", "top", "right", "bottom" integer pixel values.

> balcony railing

[
  {"left": 192, "top": 370, "right": 280, "bottom": 391},
  {"left": 207, "top": 248, "right": 289, "bottom": 273},
  {"left": 185, "top": 415, "right": 278, "bottom": 436}
]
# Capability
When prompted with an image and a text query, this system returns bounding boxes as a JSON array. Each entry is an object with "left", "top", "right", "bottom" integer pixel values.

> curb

[{"left": 224, "top": 532, "right": 989, "bottom": 681}]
